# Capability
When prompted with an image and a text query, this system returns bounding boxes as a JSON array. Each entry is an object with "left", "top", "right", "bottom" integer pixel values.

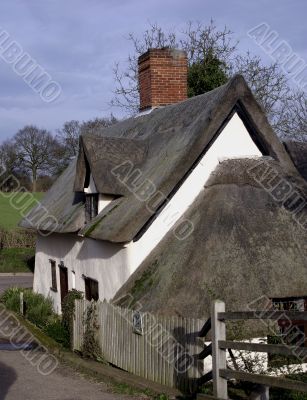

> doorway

[{"left": 59, "top": 263, "right": 68, "bottom": 304}]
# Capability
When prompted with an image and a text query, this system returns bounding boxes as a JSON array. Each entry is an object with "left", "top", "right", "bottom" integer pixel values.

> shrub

[
  {"left": 0, "top": 287, "right": 23, "bottom": 313},
  {"left": 25, "top": 292, "right": 53, "bottom": 328},
  {"left": 0, "top": 228, "right": 35, "bottom": 249},
  {"left": 1, "top": 287, "right": 53, "bottom": 328},
  {"left": 44, "top": 315, "right": 70, "bottom": 348}
]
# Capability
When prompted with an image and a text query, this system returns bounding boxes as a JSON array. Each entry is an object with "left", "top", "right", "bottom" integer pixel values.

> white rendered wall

[
  {"left": 84, "top": 174, "right": 97, "bottom": 194},
  {"left": 128, "top": 112, "right": 262, "bottom": 268},
  {"left": 98, "top": 194, "right": 114, "bottom": 213},
  {"left": 34, "top": 233, "right": 129, "bottom": 313},
  {"left": 83, "top": 174, "right": 114, "bottom": 212},
  {"left": 34, "top": 113, "right": 262, "bottom": 311}
]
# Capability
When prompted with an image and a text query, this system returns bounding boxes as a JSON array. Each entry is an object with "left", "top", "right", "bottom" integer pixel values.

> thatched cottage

[{"left": 21, "top": 48, "right": 306, "bottom": 318}]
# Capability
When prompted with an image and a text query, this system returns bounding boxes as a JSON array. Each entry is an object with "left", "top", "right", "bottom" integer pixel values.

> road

[
  {"left": 0, "top": 348, "right": 146, "bottom": 400},
  {"left": 0, "top": 276, "right": 146, "bottom": 399},
  {"left": 0, "top": 274, "right": 33, "bottom": 295},
  {"left": 0, "top": 309, "right": 145, "bottom": 400}
]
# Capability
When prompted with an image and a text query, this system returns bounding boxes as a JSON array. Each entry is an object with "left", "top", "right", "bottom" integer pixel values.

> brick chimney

[{"left": 138, "top": 48, "right": 188, "bottom": 111}]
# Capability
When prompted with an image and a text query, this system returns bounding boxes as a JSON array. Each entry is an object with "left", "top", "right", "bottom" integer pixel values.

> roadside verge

[{"left": 9, "top": 309, "right": 182, "bottom": 399}]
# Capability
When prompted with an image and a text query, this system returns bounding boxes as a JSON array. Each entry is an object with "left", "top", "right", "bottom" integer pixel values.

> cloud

[{"left": 0, "top": 0, "right": 305, "bottom": 141}]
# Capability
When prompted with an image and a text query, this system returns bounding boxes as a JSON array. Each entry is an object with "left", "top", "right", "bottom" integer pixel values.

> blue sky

[{"left": 0, "top": 0, "right": 306, "bottom": 142}]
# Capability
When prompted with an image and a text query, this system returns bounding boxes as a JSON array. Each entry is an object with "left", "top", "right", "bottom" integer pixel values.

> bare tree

[
  {"left": 111, "top": 21, "right": 307, "bottom": 140},
  {"left": 275, "top": 90, "right": 307, "bottom": 140},
  {"left": 80, "top": 115, "right": 118, "bottom": 135},
  {"left": 0, "top": 140, "right": 22, "bottom": 191},
  {"left": 0, "top": 140, "right": 18, "bottom": 176},
  {"left": 111, "top": 21, "right": 238, "bottom": 114},
  {"left": 13, "top": 125, "right": 60, "bottom": 192},
  {"left": 56, "top": 120, "right": 81, "bottom": 158}
]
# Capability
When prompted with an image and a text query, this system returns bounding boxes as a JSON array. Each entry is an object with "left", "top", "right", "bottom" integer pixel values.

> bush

[
  {"left": 25, "top": 292, "right": 53, "bottom": 328},
  {"left": 44, "top": 315, "right": 70, "bottom": 348},
  {"left": 0, "top": 287, "right": 84, "bottom": 348},
  {"left": 1, "top": 287, "right": 53, "bottom": 328},
  {"left": 0, "top": 287, "right": 23, "bottom": 313},
  {"left": 0, "top": 228, "right": 35, "bottom": 249}
]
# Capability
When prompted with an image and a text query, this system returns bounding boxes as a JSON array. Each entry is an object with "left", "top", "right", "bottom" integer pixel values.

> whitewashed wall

[{"left": 34, "top": 233, "right": 129, "bottom": 313}]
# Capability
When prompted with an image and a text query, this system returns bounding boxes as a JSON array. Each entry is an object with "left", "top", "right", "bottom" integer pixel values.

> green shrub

[
  {"left": 0, "top": 287, "right": 23, "bottom": 313},
  {"left": 1, "top": 287, "right": 74, "bottom": 347},
  {"left": 44, "top": 315, "right": 70, "bottom": 348},
  {"left": 0, "top": 228, "right": 35, "bottom": 248},
  {"left": 1, "top": 287, "right": 53, "bottom": 328},
  {"left": 25, "top": 292, "right": 53, "bottom": 328}
]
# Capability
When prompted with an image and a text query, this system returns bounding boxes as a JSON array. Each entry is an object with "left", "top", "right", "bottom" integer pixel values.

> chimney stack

[{"left": 138, "top": 48, "right": 188, "bottom": 111}]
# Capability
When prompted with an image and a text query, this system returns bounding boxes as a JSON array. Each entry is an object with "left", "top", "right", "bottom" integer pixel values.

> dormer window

[{"left": 85, "top": 194, "right": 98, "bottom": 222}]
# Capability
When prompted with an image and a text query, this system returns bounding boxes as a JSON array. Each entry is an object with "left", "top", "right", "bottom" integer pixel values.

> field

[
  {"left": 0, "top": 248, "right": 35, "bottom": 273},
  {"left": 0, "top": 192, "right": 44, "bottom": 273},
  {"left": 0, "top": 192, "right": 44, "bottom": 230}
]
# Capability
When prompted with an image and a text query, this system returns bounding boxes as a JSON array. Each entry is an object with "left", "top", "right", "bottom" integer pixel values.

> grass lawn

[
  {"left": 0, "top": 192, "right": 44, "bottom": 230},
  {"left": 0, "top": 248, "right": 35, "bottom": 273}
]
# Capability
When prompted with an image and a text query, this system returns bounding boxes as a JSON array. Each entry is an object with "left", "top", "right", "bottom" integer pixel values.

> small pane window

[
  {"left": 85, "top": 194, "right": 99, "bottom": 222},
  {"left": 84, "top": 277, "right": 99, "bottom": 301},
  {"left": 72, "top": 271, "right": 76, "bottom": 289},
  {"left": 50, "top": 259, "right": 57, "bottom": 291},
  {"left": 271, "top": 296, "right": 307, "bottom": 348}
]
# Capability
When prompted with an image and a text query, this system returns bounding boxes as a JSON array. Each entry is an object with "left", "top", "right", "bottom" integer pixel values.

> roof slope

[
  {"left": 284, "top": 140, "right": 307, "bottom": 181},
  {"left": 20, "top": 75, "right": 297, "bottom": 241},
  {"left": 113, "top": 158, "right": 307, "bottom": 319},
  {"left": 20, "top": 159, "right": 85, "bottom": 233}
]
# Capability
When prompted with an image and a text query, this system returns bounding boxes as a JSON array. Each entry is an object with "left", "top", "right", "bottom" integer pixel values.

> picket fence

[{"left": 73, "top": 299, "right": 206, "bottom": 391}]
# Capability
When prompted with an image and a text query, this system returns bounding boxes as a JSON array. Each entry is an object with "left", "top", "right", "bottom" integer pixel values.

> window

[
  {"left": 84, "top": 277, "right": 99, "bottom": 301},
  {"left": 271, "top": 296, "right": 307, "bottom": 348},
  {"left": 85, "top": 194, "right": 99, "bottom": 222},
  {"left": 50, "top": 259, "right": 57, "bottom": 291},
  {"left": 72, "top": 271, "right": 76, "bottom": 289}
]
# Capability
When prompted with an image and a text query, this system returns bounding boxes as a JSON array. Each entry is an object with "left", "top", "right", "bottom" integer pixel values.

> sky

[{"left": 0, "top": 0, "right": 306, "bottom": 142}]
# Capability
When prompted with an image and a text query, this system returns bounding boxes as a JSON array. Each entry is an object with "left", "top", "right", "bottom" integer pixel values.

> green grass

[
  {"left": 0, "top": 248, "right": 35, "bottom": 273},
  {"left": 0, "top": 192, "right": 44, "bottom": 230}
]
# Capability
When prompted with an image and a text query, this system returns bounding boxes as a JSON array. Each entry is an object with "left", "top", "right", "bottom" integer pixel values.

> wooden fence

[
  {"left": 73, "top": 299, "right": 206, "bottom": 392},
  {"left": 198, "top": 300, "right": 307, "bottom": 400}
]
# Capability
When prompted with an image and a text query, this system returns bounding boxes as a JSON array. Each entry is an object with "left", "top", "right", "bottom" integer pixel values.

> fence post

[
  {"left": 212, "top": 300, "right": 228, "bottom": 399},
  {"left": 20, "top": 292, "right": 24, "bottom": 316},
  {"left": 250, "top": 385, "right": 269, "bottom": 400}
]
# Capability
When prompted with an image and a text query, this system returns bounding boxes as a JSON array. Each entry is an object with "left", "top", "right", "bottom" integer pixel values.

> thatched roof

[
  {"left": 20, "top": 75, "right": 298, "bottom": 241},
  {"left": 284, "top": 140, "right": 307, "bottom": 181},
  {"left": 20, "top": 160, "right": 85, "bottom": 234},
  {"left": 113, "top": 158, "right": 307, "bottom": 319}
]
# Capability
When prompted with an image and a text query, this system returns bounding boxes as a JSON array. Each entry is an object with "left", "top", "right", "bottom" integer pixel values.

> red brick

[{"left": 138, "top": 48, "right": 188, "bottom": 111}]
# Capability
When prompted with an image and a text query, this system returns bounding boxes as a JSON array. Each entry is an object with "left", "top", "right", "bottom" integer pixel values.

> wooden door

[{"left": 59, "top": 265, "right": 68, "bottom": 303}]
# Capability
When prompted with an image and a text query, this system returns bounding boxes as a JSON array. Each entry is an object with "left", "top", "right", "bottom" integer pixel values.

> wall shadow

[{"left": 0, "top": 361, "right": 17, "bottom": 400}]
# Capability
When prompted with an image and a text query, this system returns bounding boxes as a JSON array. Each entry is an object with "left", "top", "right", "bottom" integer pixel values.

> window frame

[
  {"left": 271, "top": 296, "right": 307, "bottom": 348},
  {"left": 49, "top": 259, "right": 57, "bottom": 292},
  {"left": 85, "top": 193, "right": 99, "bottom": 222},
  {"left": 84, "top": 276, "right": 99, "bottom": 301}
]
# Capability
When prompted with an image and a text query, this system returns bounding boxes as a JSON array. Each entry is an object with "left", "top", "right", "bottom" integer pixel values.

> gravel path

[{"left": 0, "top": 348, "right": 146, "bottom": 400}]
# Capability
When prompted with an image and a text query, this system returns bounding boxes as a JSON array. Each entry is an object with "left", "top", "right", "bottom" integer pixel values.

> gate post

[
  {"left": 20, "top": 292, "right": 24, "bottom": 316},
  {"left": 212, "top": 300, "right": 228, "bottom": 399}
]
